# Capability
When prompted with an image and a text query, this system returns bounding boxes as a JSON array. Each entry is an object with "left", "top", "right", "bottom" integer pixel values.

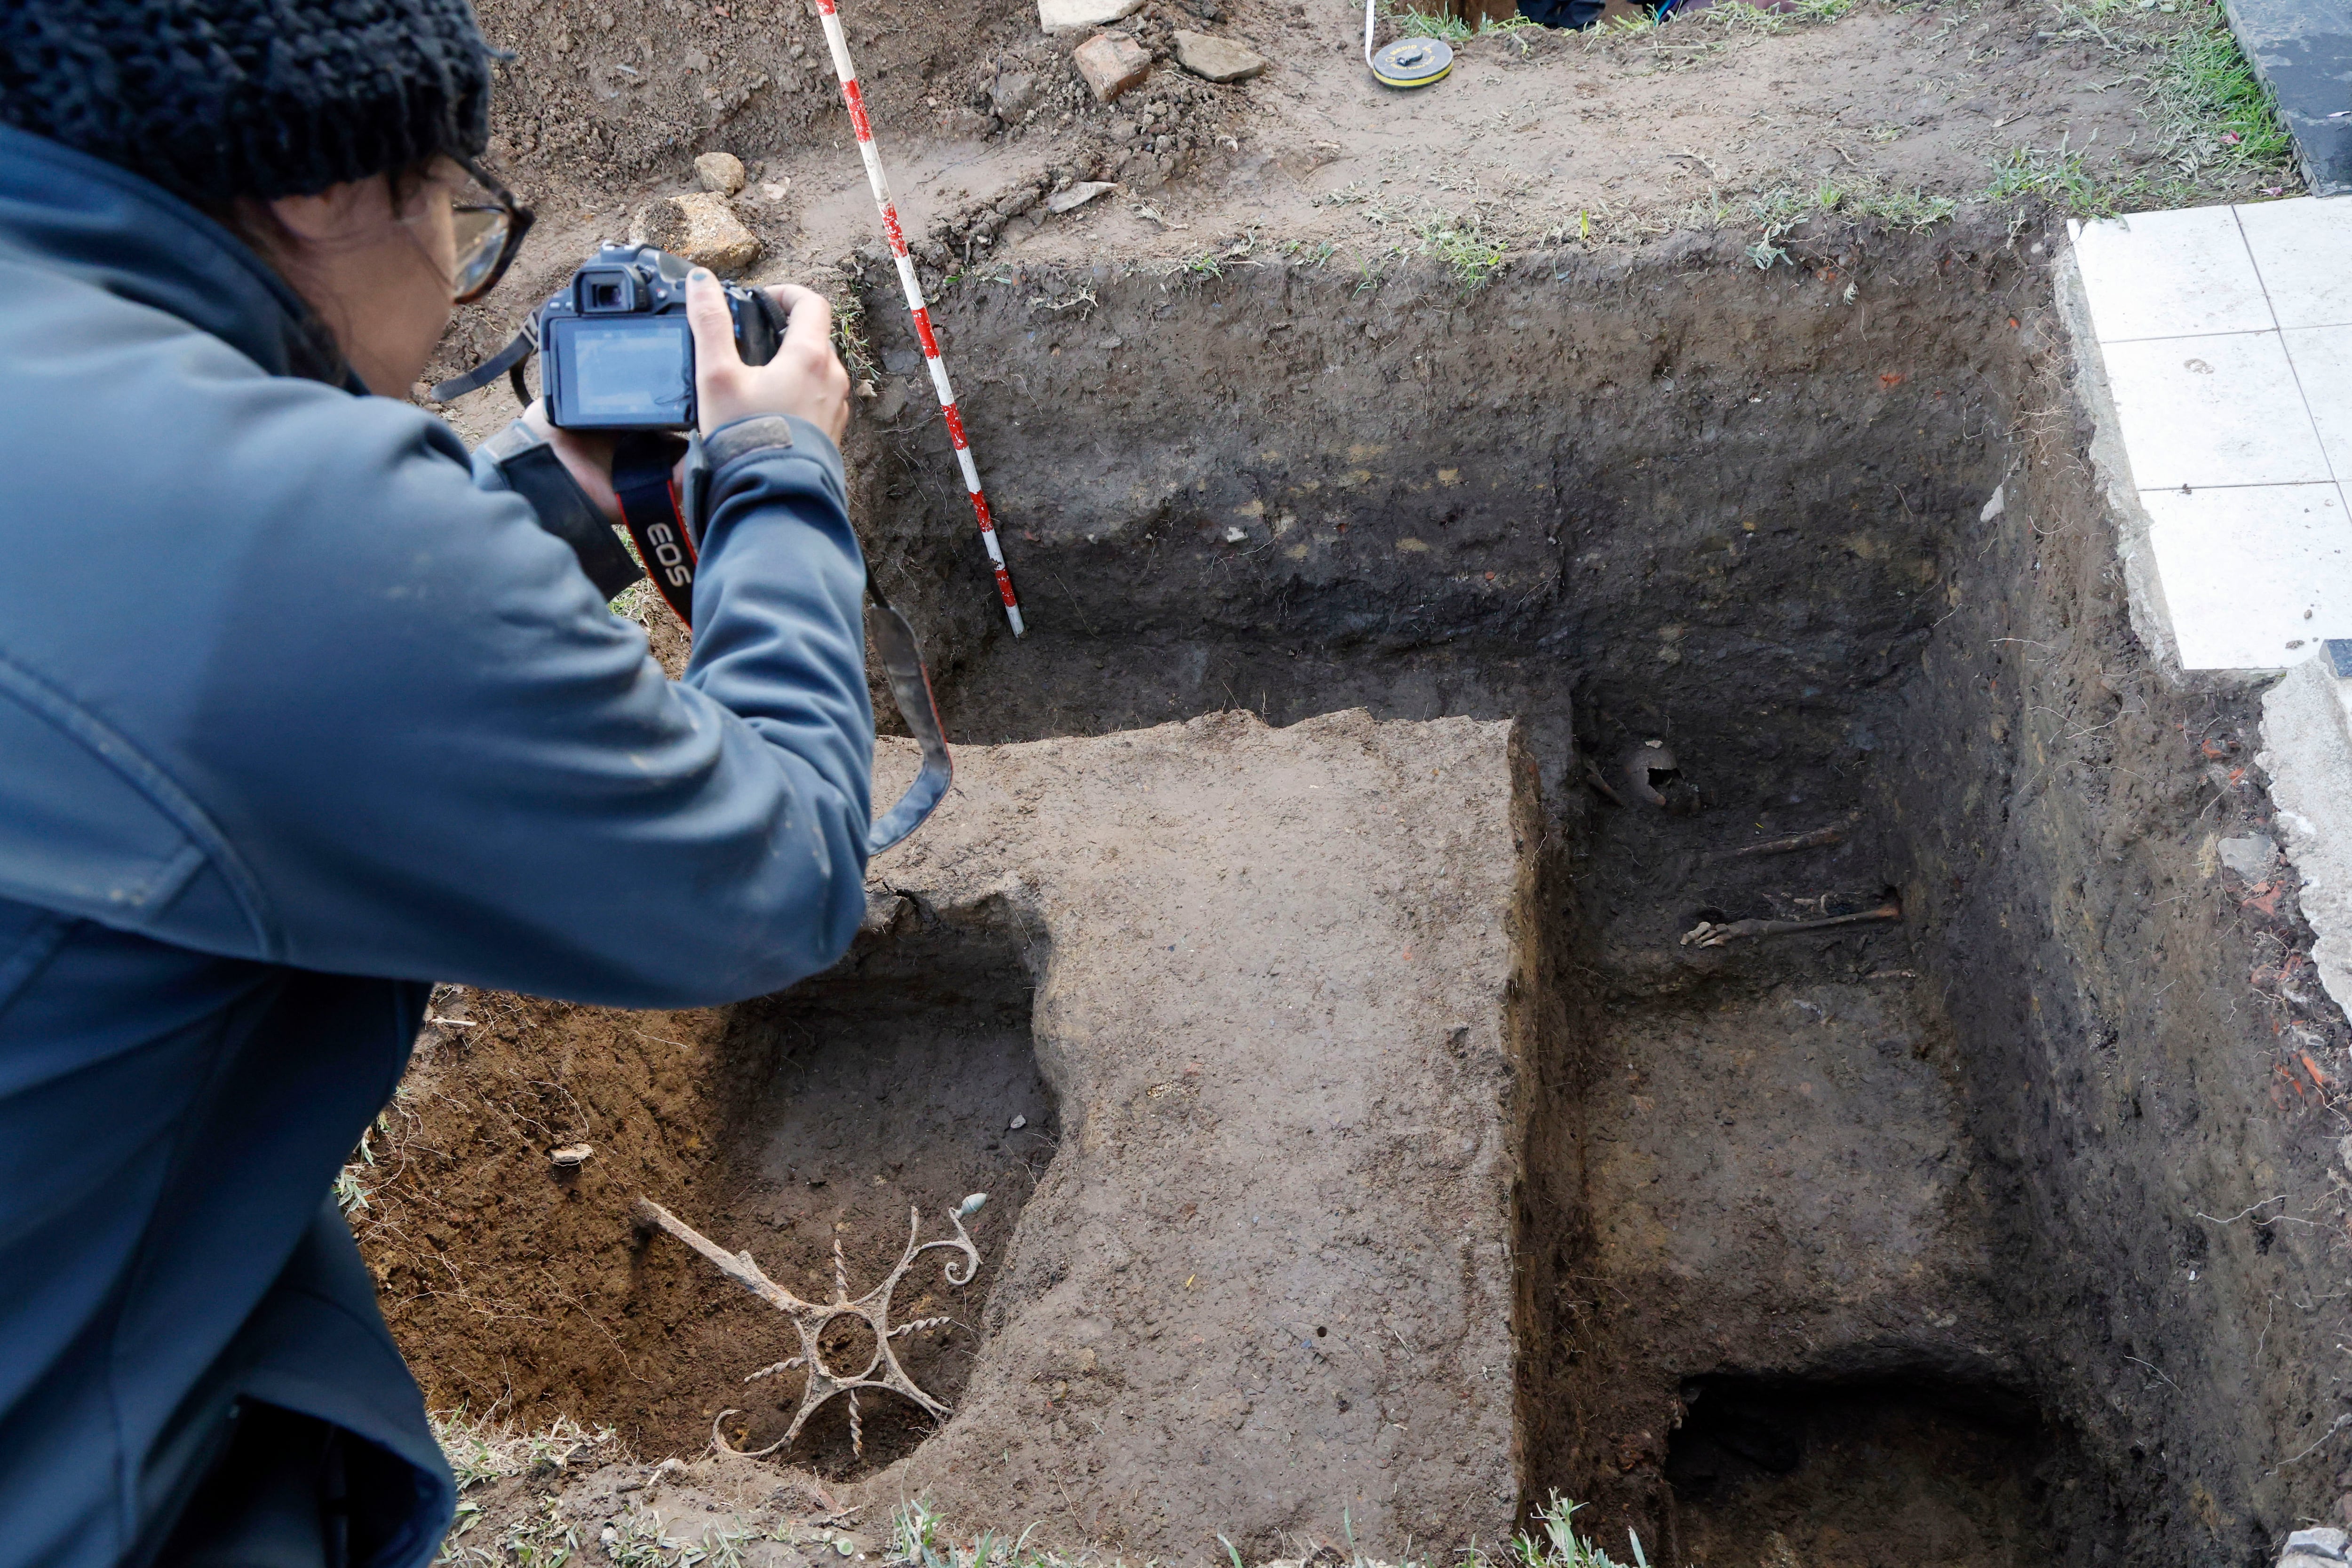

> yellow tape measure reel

[
  {"left": 1371, "top": 35, "right": 1453, "bottom": 87},
  {"left": 1363, "top": 0, "right": 1454, "bottom": 88}
]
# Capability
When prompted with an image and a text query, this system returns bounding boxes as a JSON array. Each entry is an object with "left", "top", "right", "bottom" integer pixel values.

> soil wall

[{"left": 1870, "top": 337, "right": 2352, "bottom": 1568}]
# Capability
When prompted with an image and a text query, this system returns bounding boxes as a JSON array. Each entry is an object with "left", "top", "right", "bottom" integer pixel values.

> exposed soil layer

[
  {"left": 674, "top": 920, "right": 1055, "bottom": 1476},
  {"left": 440, "top": 0, "right": 2288, "bottom": 401},
  {"left": 378, "top": 215, "right": 2352, "bottom": 1568}
]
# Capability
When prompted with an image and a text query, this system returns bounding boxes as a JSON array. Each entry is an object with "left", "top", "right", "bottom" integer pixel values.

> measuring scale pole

[{"left": 811, "top": 0, "right": 1026, "bottom": 635}]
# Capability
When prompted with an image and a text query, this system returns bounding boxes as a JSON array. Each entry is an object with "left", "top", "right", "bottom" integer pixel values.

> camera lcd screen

[{"left": 552, "top": 317, "right": 693, "bottom": 426}]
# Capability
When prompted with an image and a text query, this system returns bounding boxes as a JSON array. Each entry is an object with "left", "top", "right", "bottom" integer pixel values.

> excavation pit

[
  {"left": 1665, "top": 1375, "right": 2059, "bottom": 1568},
  {"left": 653, "top": 916, "right": 1056, "bottom": 1478},
  {"left": 381, "top": 224, "right": 2350, "bottom": 1568}
]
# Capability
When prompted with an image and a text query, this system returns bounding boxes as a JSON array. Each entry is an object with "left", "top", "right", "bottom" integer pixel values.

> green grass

[
  {"left": 1733, "top": 174, "right": 1959, "bottom": 267},
  {"left": 1511, "top": 1494, "right": 1646, "bottom": 1568},
  {"left": 1418, "top": 214, "right": 1509, "bottom": 288},
  {"left": 2005, "top": 0, "right": 2295, "bottom": 206},
  {"left": 1378, "top": 0, "right": 1538, "bottom": 43},
  {"left": 1981, "top": 140, "right": 2155, "bottom": 216},
  {"left": 2155, "top": 0, "right": 2295, "bottom": 172},
  {"left": 1577, "top": 0, "right": 1851, "bottom": 40},
  {"left": 1682, "top": 0, "right": 1853, "bottom": 33},
  {"left": 432, "top": 1410, "right": 619, "bottom": 1493},
  {"left": 334, "top": 1126, "right": 376, "bottom": 1214}
]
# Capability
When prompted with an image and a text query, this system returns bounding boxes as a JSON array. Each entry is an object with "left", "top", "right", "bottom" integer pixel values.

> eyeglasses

[{"left": 449, "top": 157, "right": 534, "bottom": 303}]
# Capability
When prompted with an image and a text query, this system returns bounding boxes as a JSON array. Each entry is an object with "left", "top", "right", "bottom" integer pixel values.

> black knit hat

[{"left": 0, "top": 0, "right": 495, "bottom": 205}]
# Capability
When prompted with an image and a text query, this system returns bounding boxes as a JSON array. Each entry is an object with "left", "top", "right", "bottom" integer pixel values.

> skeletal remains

[
  {"left": 1679, "top": 900, "right": 1902, "bottom": 947},
  {"left": 632, "top": 1192, "right": 986, "bottom": 1457}
]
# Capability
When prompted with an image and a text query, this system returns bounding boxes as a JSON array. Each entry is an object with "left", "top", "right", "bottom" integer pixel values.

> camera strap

[
  {"left": 863, "top": 578, "right": 954, "bottom": 854},
  {"left": 606, "top": 431, "right": 950, "bottom": 855},
  {"left": 612, "top": 433, "right": 697, "bottom": 625},
  {"left": 429, "top": 324, "right": 537, "bottom": 408}
]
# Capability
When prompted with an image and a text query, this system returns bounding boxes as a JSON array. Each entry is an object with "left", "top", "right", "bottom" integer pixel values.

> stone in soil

[
  {"left": 1171, "top": 29, "right": 1268, "bottom": 83},
  {"left": 1038, "top": 0, "right": 1144, "bottom": 31},
  {"left": 692, "top": 151, "right": 746, "bottom": 196},
  {"left": 2219, "top": 833, "right": 2278, "bottom": 879},
  {"left": 851, "top": 709, "right": 1529, "bottom": 1554},
  {"left": 1072, "top": 31, "right": 1151, "bottom": 102},
  {"left": 989, "top": 71, "right": 1038, "bottom": 121},
  {"left": 636, "top": 192, "right": 759, "bottom": 272}
]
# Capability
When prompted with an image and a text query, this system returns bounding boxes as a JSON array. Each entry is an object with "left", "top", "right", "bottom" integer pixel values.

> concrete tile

[
  {"left": 2072, "top": 206, "right": 2272, "bottom": 342},
  {"left": 2144, "top": 483, "right": 2352, "bottom": 670},
  {"left": 2286, "top": 325, "right": 2352, "bottom": 481},
  {"left": 2101, "top": 331, "right": 2332, "bottom": 489},
  {"left": 2237, "top": 198, "right": 2352, "bottom": 329}
]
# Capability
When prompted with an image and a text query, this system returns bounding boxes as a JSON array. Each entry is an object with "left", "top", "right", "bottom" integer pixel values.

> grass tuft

[
  {"left": 2154, "top": 0, "right": 2295, "bottom": 173},
  {"left": 1981, "top": 141, "right": 2146, "bottom": 216},
  {"left": 432, "top": 1410, "right": 620, "bottom": 1494},
  {"left": 1732, "top": 174, "right": 1959, "bottom": 266},
  {"left": 1683, "top": 0, "right": 1853, "bottom": 34},
  {"left": 1510, "top": 1494, "right": 1641, "bottom": 1568},
  {"left": 1377, "top": 0, "right": 1538, "bottom": 43},
  {"left": 1417, "top": 214, "right": 1509, "bottom": 288}
]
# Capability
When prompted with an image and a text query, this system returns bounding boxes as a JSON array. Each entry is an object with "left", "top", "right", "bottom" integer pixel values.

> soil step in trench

[{"left": 1588, "top": 981, "right": 1988, "bottom": 1311}]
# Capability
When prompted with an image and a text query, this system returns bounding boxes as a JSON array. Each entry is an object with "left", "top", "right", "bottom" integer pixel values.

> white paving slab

[
  {"left": 2288, "top": 325, "right": 2352, "bottom": 481},
  {"left": 2070, "top": 205, "right": 2272, "bottom": 341},
  {"left": 2238, "top": 200, "right": 2352, "bottom": 330},
  {"left": 2143, "top": 484, "right": 2352, "bottom": 670},
  {"left": 2066, "top": 196, "right": 2352, "bottom": 1017},
  {"left": 2099, "top": 330, "right": 2332, "bottom": 489},
  {"left": 2066, "top": 196, "right": 2352, "bottom": 682}
]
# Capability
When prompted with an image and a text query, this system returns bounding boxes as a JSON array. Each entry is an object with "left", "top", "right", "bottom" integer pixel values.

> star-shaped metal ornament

[{"left": 632, "top": 1192, "right": 985, "bottom": 1457}]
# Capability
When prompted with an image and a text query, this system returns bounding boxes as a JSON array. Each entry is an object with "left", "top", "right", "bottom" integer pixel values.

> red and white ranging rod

[{"left": 810, "top": 0, "right": 1026, "bottom": 636}]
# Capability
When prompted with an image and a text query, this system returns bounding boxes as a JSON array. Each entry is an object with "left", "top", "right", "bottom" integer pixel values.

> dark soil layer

[{"left": 373, "top": 217, "right": 2352, "bottom": 1565}]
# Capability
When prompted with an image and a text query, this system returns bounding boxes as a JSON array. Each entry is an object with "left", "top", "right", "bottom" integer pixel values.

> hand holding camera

[
  {"left": 527, "top": 245, "right": 851, "bottom": 521},
  {"left": 685, "top": 274, "right": 850, "bottom": 445}
]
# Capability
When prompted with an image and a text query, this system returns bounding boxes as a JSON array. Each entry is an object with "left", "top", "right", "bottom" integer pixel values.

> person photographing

[{"left": 0, "top": 2, "right": 878, "bottom": 1563}]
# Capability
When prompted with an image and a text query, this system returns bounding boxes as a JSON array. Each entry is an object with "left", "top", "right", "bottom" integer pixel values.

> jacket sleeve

[{"left": 91, "top": 374, "right": 875, "bottom": 1007}]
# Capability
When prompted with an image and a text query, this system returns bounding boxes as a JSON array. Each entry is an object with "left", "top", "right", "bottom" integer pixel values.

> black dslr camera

[{"left": 537, "top": 244, "right": 787, "bottom": 432}]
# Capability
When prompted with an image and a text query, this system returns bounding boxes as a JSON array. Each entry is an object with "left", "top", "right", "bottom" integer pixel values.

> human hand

[
  {"left": 521, "top": 400, "right": 620, "bottom": 521},
  {"left": 684, "top": 273, "right": 852, "bottom": 445}
]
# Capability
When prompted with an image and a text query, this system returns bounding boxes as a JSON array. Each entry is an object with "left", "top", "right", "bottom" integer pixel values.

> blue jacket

[{"left": 0, "top": 125, "right": 876, "bottom": 1567}]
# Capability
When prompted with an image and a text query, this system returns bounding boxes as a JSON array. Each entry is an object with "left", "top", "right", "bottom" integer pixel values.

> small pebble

[
  {"left": 1009, "top": 1114, "right": 1028, "bottom": 1130},
  {"left": 694, "top": 150, "right": 747, "bottom": 196}
]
